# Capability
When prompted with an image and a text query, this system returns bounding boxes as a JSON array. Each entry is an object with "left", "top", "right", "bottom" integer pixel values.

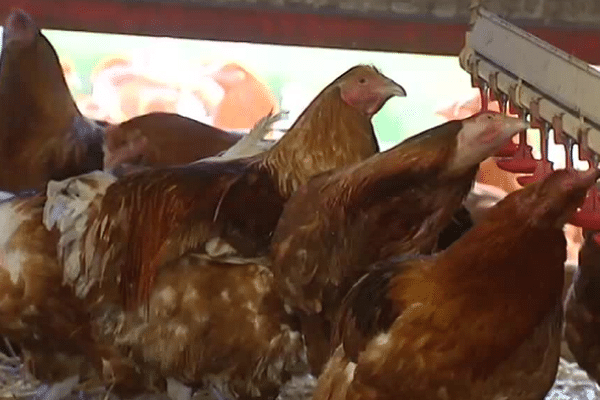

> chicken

[
  {"left": 0, "top": 188, "right": 110, "bottom": 398},
  {"left": 88, "top": 54, "right": 221, "bottom": 125},
  {"left": 102, "top": 110, "right": 284, "bottom": 174},
  {"left": 89, "top": 56, "right": 173, "bottom": 123},
  {"left": 314, "top": 167, "right": 600, "bottom": 400},
  {"left": 210, "top": 62, "right": 280, "bottom": 132},
  {"left": 6, "top": 115, "right": 281, "bottom": 398},
  {"left": 0, "top": 8, "right": 226, "bottom": 190},
  {"left": 109, "top": 74, "right": 180, "bottom": 121},
  {"left": 564, "top": 230, "right": 600, "bottom": 383},
  {"left": 435, "top": 92, "right": 585, "bottom": 266},
  {"left": 270, "top": 112, "right": 527, "bottom": 373},
  {"left": 29, "top": 65, "right": 404, "bottom": 397},
  {"left": 0, "top": 9, "right": 106, "bottom": 192},
  {"left": 88, "top": 55, "right": 133, "bottom": 123},
  {"left": 0, "top": 112, "right": 284, "bottom": 399},
  {"left": 477, "top": 157, "right": 523, "bottom": 194},
  {"left": 0, "top": 173, "right": 150, "bottom": 399},
  {"left": 435, "top": 91, "right": 525, "bottom": 195},
  {"left": 75, "top": 93, "right": 112, "bottom": 122}
]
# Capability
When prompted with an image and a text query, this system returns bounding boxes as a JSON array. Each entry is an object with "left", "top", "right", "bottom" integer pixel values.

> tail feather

[
  {"left": 43, "top": 170, "right": 117, "bottom": 296},
  {"left": 240, "top": 109, "right": 288, "bottom": 147},
  {"left": 0, "top": 191, "right": 15, "bottom": 202},
  {"left": 196, "top": 110, "right": 288, "bottom": 163}
]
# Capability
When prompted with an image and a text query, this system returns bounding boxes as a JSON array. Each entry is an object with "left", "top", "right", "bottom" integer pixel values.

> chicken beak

[
  {"left": 499, "top": 115, "right": 529, "bottom": 139},
  {"left": 571, "top": 168, "right": 600, "bottom": 190},
  {"left": 381, "top": 77, "right": 407, "bottom": 98}
]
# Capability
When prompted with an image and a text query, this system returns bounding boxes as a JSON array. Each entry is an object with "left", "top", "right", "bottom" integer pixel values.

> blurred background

[
  {"left": 0, "top": 25, "right": 484, "bottom": 150},
  {"left": 4, "top": 0, "right": 600, "bottom": 157}
]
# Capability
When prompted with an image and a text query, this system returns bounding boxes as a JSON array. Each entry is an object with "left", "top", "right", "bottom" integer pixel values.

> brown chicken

[
  {"left": 211, "top": 62, "right": 280, "bottom": 132},
  {"left": 101, "top": 112, "right": 245, "bottom": 172},
  {"left": 0, "top": 184, "right": 132, "bottom": 397},
  {"left": 270, "top": 112, "right": 527, "bottom": 373},
  {"left": 314, "top": 167, "right": 600, "bottom": 400},
  {"left": 564, "top": 230, "right": 600, "bottom": 383},
  {"left": 37, "top": 171, "right": 302, "bottom": 399},
  {"left": 0, "top": 9, "right": 106, "bottom": 193},
  {"left": 29, "top": 65, "right": 404, "bottom": 397}
]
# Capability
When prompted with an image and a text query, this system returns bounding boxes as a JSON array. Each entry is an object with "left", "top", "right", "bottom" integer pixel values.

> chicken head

[
  {"left": 451, "top": 111, "right": 528, "bottom": 173},
  {"left": 338, "top": 66, "right": 406, "bottom": 117}
]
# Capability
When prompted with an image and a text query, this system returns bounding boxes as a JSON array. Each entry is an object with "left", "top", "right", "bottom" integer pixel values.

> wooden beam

[{"left": 2, "top": 0, "right": 600, "bottom": 64}]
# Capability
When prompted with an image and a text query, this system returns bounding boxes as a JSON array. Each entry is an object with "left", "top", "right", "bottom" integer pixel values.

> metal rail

[{"left": 459, "top": 6, "right": 600, "bottom": 156}]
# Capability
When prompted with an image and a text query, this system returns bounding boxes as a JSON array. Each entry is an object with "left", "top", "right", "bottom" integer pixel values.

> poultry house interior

[{"left": 1, "top": 0, "right": 600, "bottom": 399}]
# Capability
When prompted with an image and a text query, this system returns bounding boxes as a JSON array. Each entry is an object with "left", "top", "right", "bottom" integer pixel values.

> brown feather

[
  {"left": 0, "top": 190, "right": 154, "bottom": 394},
  {"left": 270, "top": 113, "right": 534, "bottom": 374},
  {"left": 84, "top": 158, "right": 283, "bottom": 309},
  {"left": 269, "top": 120, "right": 478, "bottom": 374}
]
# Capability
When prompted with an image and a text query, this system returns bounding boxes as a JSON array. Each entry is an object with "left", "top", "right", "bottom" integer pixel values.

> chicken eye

[{"left": 359, "top": 78, "right": 367, "bottom": 84}]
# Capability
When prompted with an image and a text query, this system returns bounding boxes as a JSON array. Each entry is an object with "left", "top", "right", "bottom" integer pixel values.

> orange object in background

[
  {"left": 74, "top": 94, "right": 112, "bottom": 122},
  {"left": 83, "top": 55, "right": 281, "bottom": 132},
  {"left": 90, "top": 56, "right": 184, "bottom": 123},
  {"left": 210, "top": 62, "right": 280, "bottom": 132}
]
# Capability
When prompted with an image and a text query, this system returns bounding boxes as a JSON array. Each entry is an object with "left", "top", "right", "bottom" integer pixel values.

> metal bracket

[{"left": 459, "top": 7, "right": 600, "bottom": 156}]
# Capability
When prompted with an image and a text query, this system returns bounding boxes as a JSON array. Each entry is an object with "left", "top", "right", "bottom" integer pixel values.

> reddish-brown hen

[
  {"left": 102, "top": 112, "right": 244, "bottom": 171},
  {"left": 0, "top": 9, "right": 106, "bottom": 193},
  {"left": 564, "top": 229, "right": 600, "bottom": 383},
  {"left": 270, "top": 112, "right": 527, "bottom": 373},
  {"left": 314, "top": 167, "right": 599, "bottom": 400},
  {"left": 102, "top": 110, "right": 284, "bottom": 175},
  {"left": 0, "top": 172, "right": 160, "bottom": 400},
  {"left": 0, "top": 184, "right": 143, "bottom": 396}
]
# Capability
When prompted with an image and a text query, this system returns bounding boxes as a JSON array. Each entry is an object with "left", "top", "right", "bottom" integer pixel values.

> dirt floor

[{"left": 0, "top": 355, "right": 598, "bottom": 400}]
